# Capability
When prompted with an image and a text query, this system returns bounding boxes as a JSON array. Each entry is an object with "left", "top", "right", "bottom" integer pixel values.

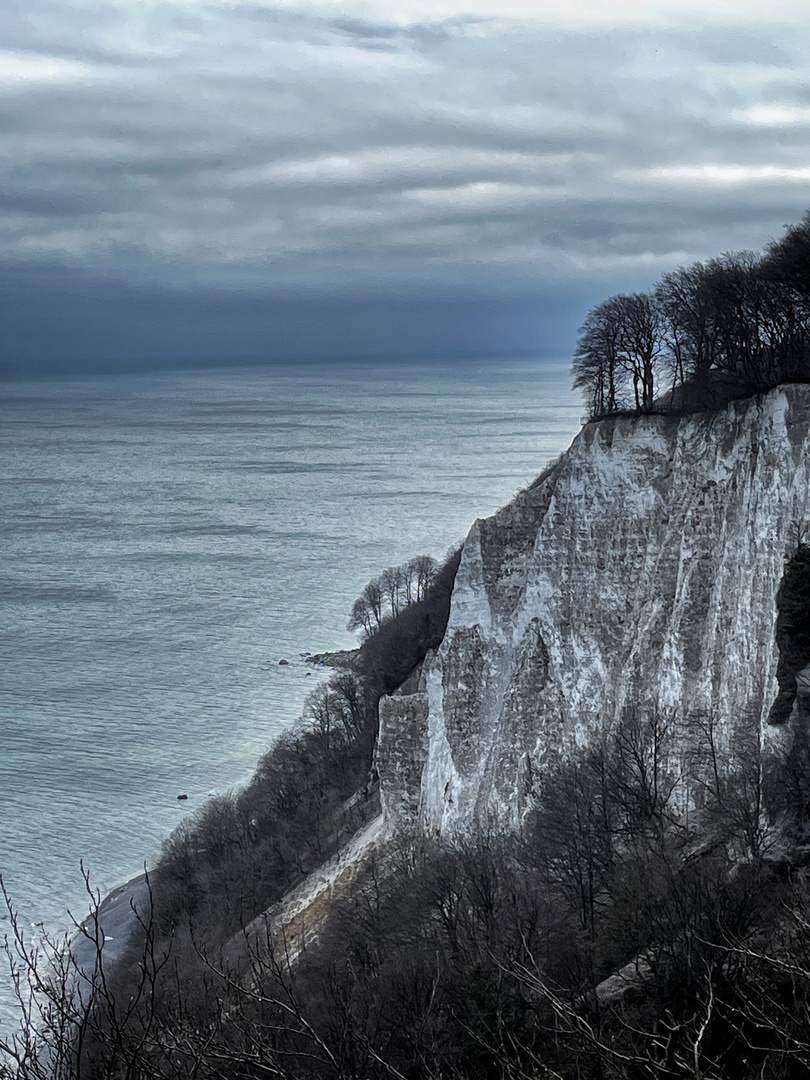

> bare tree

[
  {"left": 408, "top": 555, "right": 438, "bottom": 603},
  {"left": 347, "top": 556, "right": 438, "bottom": 639},
  {"left": 614, "top": 292, "right": 665, "bottom": 413},
  {"left": 379, "top": 566, "right": 404, "bottom": 618},
  {"left": 572, "top": 296, "right": 628, "bottom": 417},
  {"left": 654, "top": 261, "right": 725, "bottom": 406},
  {"left": 764, "top": 210, "right": 810, "bottom": 304},
  {"left": 532, "top": 746, "right": 616, "bottom": 944}
]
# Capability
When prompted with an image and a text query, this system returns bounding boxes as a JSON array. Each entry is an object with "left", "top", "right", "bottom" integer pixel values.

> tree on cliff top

[
  {"left": 573, "top": 214, "right": 810, "bottom": 420},
  {"left": 765, "top": 209, "right": 810, "bottom": 301}
]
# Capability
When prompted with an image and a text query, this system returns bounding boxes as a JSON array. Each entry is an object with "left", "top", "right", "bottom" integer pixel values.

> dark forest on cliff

[{"left": 573, "top": 212, "right": 810, "bottom": 419}]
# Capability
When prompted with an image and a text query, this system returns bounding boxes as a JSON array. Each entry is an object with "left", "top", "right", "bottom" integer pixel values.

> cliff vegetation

[
  {"left": 573, "top": 211, "right": 810, "bottom": 418},
  {"left": 7, "top": 703, "right": 810, "bottom": 1079}
]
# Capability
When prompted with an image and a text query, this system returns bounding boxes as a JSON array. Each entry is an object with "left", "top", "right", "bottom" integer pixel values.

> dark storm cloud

[{"left": 2, "top": 1, "right": 810, "bottom": 370}]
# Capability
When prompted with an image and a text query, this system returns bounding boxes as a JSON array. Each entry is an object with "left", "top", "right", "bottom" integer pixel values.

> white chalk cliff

[{"left": 377, "top": 385, "right": 810, "bottom": 838}]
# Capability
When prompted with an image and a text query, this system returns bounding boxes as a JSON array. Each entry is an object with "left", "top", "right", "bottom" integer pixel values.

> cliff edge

[{"left": 379, "top": 385, "right": 810, "bottom": 840}]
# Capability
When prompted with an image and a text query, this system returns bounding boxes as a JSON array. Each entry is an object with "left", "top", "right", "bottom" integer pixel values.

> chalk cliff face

[{"left": 378, "top": 386, "right": 810, "bottom": 837}]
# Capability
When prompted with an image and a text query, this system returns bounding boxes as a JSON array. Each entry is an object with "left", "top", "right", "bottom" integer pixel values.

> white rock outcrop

[{"left": 378, "top": 386, "right": 810, "bottom": 837}]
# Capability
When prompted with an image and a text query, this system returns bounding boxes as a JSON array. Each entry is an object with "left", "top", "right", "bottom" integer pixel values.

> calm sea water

[{"left": 0, "top": 356, "right": 580, "bottom": 1024}]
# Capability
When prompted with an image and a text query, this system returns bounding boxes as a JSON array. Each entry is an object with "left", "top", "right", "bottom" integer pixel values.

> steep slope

[{"left": 379, "top": 385, "right": 810, "bottom": 837}]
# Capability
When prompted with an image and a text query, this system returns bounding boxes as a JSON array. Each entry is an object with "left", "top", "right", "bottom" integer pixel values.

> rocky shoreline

[{"left": 70, "top": 873, "right": 151, "bottom": 978}]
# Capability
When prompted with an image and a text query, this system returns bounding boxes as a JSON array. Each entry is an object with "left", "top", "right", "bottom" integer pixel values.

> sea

[{"left": 0, "top": 356, "right": 581, "bottom": 1028}]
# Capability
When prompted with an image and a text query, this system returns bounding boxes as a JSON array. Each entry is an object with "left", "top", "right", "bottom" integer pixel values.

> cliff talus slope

[{"left": 380, "top": 385, "right": 810, "bottom": 836}]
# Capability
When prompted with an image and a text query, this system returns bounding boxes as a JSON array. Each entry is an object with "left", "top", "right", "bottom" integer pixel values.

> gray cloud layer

[{"left": 3, "top": 4, "right": 810, "bottom": 306}]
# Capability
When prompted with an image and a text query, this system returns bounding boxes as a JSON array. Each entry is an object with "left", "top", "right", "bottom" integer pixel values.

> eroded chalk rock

[{"left": 378, "top": 386, "right": 810, "bottom": 838}]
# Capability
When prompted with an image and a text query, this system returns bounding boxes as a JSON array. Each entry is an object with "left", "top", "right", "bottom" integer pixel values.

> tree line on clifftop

[{"left": 573, "top": 211, "right": 810, "bottom": 418}]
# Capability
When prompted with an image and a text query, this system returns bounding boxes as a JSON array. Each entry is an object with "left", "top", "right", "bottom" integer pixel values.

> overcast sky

[{"left": 3, "top": 0, "right": 810, "bottom": 372}]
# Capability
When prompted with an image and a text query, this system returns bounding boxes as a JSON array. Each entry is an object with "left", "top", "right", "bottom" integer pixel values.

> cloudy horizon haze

[{"left": 3, "top": 0, "right": 810, "bottom": 374}]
